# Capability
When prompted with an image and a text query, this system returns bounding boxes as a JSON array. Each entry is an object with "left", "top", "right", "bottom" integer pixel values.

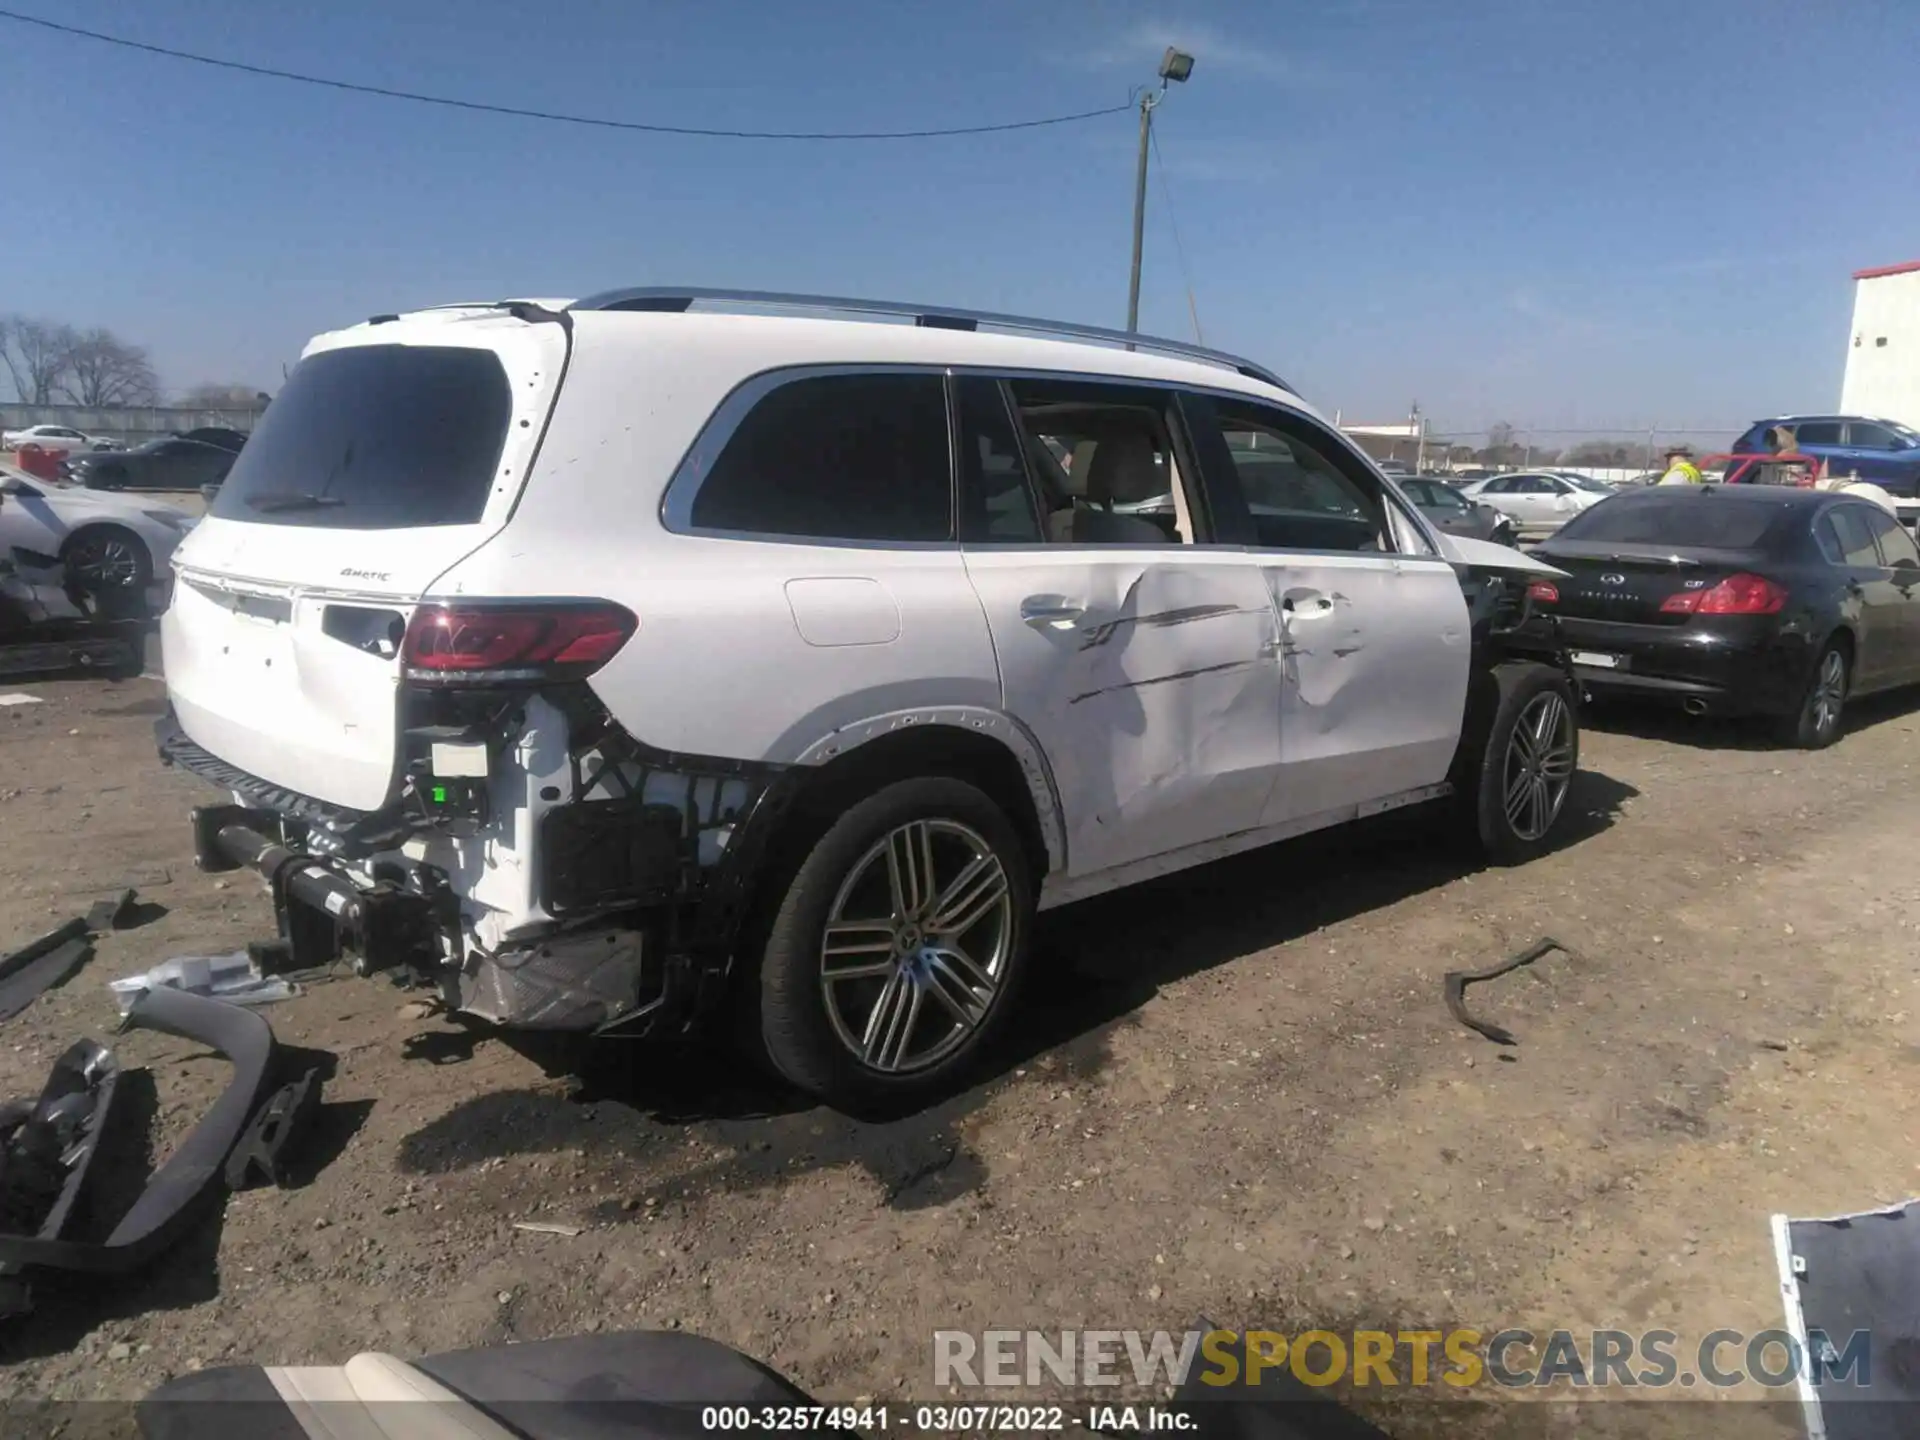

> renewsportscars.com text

[{"left": 933, "top": 1327, "right": 1873, "bottom": 1390}]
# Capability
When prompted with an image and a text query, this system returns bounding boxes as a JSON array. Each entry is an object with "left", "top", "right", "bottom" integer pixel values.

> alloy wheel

[
  {"left": 1502, "top": 691, "right": 1576, "bottom": 842},
  {"left": 818, "top": 818, "right": 1014, "bottom": 1074},
  {"left": 1810, "top": 650, "right": 1846, "bottom": 738},
  {"left": 67, "top": 535, "right": 141, "bottom": 589}
]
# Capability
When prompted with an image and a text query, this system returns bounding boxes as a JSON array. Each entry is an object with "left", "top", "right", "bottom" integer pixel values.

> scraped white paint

[
  {"left": 1039, "top": 780, "right": 1454, "bottom": 910},
  {"left": 964, "top": 547, "right": 1284, "bottom": 877},
  {"left": 0, "top": 693, "right": 42, "bottom": 706},
  {"left": 1260, "top": 555, "right": 1468, "bottom": 825}
]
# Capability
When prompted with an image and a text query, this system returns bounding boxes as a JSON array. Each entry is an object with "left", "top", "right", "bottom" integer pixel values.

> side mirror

[{"left": 0, "top": 476, "right": 29, "bottom": 497}]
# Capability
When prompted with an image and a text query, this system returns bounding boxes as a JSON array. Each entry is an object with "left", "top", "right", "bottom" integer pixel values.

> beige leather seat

[
  {"left": 264, "top": 1353, "right": 522, "bottom": 1440},
  {"left": 1064, "top": 432, "right": 1172, "bottom": 544}
]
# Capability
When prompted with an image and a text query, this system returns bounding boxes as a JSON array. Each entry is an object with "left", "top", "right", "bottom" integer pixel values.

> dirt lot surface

[{"left": 2, "top": 668, "right": 1918, "bottom": 1435}]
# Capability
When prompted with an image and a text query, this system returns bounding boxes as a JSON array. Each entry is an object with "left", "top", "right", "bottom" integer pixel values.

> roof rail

[{"left": 568, "top": 286, "right": 1292, "bottom": 393}]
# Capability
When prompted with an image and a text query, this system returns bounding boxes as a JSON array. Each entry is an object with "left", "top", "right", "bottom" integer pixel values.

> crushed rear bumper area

[{"left": 155, "top": 706, "right": 796, "bottom": 1037}]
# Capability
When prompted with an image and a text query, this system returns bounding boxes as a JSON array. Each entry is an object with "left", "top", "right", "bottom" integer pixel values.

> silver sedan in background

[{"left": 1457, "top": 470, "right": 1612, "bottom": 537}]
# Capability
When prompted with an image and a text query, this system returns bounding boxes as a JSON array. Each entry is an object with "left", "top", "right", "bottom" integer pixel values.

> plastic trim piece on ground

[
  {"left": 0, "top": 986, "right": 273, "bottom": 1274},
  {"left": 0, "top": 917, "right": 94, "bottom": 1025}
]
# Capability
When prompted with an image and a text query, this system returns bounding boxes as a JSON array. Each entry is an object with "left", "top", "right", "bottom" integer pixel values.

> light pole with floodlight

[{"left": 1127, "top": 46, "right": 1194, "bottom": 334}]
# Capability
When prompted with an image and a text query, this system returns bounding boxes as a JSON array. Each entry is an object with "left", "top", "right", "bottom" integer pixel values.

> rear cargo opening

[{"left": 160, "top": 311, "right": 570, "bottom": 812}]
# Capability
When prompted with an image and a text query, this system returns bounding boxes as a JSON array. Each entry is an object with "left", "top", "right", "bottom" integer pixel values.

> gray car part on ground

[{"left": 0, "top": 986, "right": 273, "bottom": 1275}]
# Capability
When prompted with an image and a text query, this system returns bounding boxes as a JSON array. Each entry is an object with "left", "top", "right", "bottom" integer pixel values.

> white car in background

[
  {"left": 2, "top": 423, "right": 118, "bottom": 453},
  {"left": 0, "top": 461, "right": 193, "bottom": 611},
  {"left": 1458, "top": 470, "right": 1612, "bottom": 536}
]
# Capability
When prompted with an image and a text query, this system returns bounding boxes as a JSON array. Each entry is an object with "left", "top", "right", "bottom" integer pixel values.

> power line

[
  {"left": 1146, "top": 120, "right": 1205, "bottom": 344},
  {"left": 0, "top": 8, "right": 1134, "bottom": 141}
]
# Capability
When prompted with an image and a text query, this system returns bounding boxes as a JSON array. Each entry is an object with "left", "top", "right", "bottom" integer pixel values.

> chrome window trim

[{"left": 658, "top": 358, "right": 1450, "bottom": 564}]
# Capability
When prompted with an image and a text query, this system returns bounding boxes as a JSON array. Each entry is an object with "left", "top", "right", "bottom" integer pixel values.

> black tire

[
  {"left": 1775, "top": 639, "right": 1848, "bottom": 750},
  {"left": 1453, "top": 661, "right": 1580, "bottom": 866},
  {"left": 756, "top": 776, "right": 1033, "bottom": 1111}
]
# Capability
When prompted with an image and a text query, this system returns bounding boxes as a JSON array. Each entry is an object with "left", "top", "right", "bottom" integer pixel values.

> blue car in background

[{"left": 1732, "top": 415, "right": 1920, "bottom": 494}]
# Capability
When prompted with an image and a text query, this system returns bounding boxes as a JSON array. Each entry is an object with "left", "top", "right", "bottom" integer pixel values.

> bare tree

[
  {"left": 59, "top": 329, "right": 160, "bottom": 407},
  {"left": 0, "top": 315, "right": 78, "bottom": 404}
]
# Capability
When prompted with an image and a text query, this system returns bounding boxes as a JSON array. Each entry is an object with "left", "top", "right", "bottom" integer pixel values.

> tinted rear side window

[
  {"left": 211, "top": 345, "right": 511, "bottom": 529},
  {"left": 687, "top": 373, "right": 952, "bottom": 542},
  {"left": 1555, "top": 497, "right": 1781, "bottom": 548}
]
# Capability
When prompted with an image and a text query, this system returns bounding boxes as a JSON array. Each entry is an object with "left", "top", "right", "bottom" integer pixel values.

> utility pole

[{"left": 1127, "top": 48, "right": 1195, "bottom": 334}]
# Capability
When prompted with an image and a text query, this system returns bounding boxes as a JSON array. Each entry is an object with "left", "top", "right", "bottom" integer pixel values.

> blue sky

[{"left": 3, "top": 0, "right": 1917, "bottom": 441}]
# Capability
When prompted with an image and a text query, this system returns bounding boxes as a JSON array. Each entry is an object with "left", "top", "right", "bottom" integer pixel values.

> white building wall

[{"left": 1841, "top": 266, "right": 1920, "bottom": 428}]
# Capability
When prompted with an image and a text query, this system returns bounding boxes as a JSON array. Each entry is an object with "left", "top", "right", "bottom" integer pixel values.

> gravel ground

[{"left": 2, "top": 667, "right": 1918, "bottom": 1436}]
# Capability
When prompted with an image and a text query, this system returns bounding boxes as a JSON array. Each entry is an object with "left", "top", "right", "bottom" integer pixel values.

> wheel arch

[{"left": 787, "top": 707, "right": 1066, "bottom": 880}]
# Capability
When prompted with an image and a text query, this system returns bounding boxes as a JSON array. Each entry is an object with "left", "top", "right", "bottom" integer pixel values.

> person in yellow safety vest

[{"left": 1657, "top": 444, "right": 1704, "bottom": 485}]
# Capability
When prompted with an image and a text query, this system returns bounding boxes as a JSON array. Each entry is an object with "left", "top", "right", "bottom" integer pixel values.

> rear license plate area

[{"left": 1570, "top": 650, "right": 1627, "bottom": 671}]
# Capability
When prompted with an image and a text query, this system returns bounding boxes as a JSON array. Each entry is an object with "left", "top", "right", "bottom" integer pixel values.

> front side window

[
  {"left": 1403, "top": 479, "right": 1466, "bottom": 511},
  {"left": 1197, "top": 402, "right": 1389, "bottom": 553},
  {"left": 1847, "top": 422, "right": 1900, "bottom": 451},
  {"left": 688, "top": 372, "right": 952, "bottom": 543}
]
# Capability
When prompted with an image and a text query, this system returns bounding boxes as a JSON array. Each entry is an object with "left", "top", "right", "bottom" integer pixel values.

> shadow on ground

[
  {"left": 394, "top": 772, "right": 1636, "bottom": 1215},
  {"left": 1582, "top": 685, "right": 1920, "bottom": 751}
]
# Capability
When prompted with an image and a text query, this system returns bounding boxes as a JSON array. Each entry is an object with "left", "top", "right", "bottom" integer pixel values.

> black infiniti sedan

[{"left": 1528, "top": 485, "right": 1920, "bottom": 747}]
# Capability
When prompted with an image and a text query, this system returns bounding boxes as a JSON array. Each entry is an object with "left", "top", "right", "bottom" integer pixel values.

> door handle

[{"left": 1020, "top": 595, "right": 1086, "bottom": 629}]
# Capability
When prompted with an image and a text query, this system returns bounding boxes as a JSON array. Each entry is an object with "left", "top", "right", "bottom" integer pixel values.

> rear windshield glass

[
  {"left": 210, "top": 344, "right": 512, "bottom": 529},
  {"left": 1555, "top": 496, "right": 1781, "bottom": 548}
]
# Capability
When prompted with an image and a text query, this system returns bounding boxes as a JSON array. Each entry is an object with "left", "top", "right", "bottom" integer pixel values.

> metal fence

[{"left": 0, "top": 402, "right": 262, "bottom": 448}]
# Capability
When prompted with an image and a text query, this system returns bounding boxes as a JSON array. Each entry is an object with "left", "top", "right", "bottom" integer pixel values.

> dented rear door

[{"left": 963, "top": 545, "right": 1283, "bottom": 878}]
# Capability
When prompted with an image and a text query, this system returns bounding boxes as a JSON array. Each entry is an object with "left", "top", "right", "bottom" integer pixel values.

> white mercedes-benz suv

[{"left": 157, "top": 289, "right": 1578, "bottom": 1109}]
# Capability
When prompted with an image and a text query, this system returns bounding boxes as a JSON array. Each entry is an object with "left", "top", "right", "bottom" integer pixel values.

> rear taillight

[
  {"left": 1526, "top": 580, "right": 1559, "bottom": 604},
  {"left": 402, "top": 602, "right": 637, "bottom": 683},
  {"left": 1658, "top": 574, "right": 1787, "bottom": 616}
]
